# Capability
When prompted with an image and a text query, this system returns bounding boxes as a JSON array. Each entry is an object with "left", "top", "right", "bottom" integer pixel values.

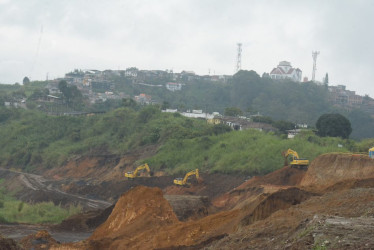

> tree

[
  {"left": 122, "top": 98, "right": 138, "bottom": 109},
  {"left": 323, "top": 73, "right": 329, "bottom": 85},
  {"left": 316, "top": 113, "right": 352, "bottom": 139},
  {"left": 58, "top": 80, "right": 83, "bottom": 107},
  {"left": 224, "top": 107, "right": 243, "bottom": 117},
  {"left": 23, "top": 77, "right": 30, "bottom": 85},
  {"left": 273, "top": 120, "right": 295, "bottom": 134}
]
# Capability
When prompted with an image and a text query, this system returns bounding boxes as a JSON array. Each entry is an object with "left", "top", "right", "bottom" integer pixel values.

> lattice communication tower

[
  {"left": 312, "top": 51, "right": 320, "bottom": 81},
  {"left": 236, "top": 43, "right": 242, "bottom": 73}
]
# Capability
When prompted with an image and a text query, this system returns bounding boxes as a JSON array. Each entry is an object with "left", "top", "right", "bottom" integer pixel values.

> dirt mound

[
  {"left": 66, "top": 186, "right": 314, "bottom": 249},
  {"left": 89, "top": 186, "right": 178, "bottom": 242},
  {"left": 19, "top": 230, "right": 59, "bottom": 249},
  {"left": 238, "top": 166, "right": 306, "bottom": 189},
  {"left": 300, "top": 153, "right": 374, "bottom": 191},
  {"left": 240, "top": 187, "right": 315, "bottom": 226},
  {"left": 0, "top": 235, "right": 21, "bottom": 250},
  {"left": 212, "top": 166, "right": 305, "bottom": 209}
]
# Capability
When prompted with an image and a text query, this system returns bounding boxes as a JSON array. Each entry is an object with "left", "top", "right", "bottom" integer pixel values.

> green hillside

[{"left": 1, "top": 106, "right": 372, "bottom": 175}]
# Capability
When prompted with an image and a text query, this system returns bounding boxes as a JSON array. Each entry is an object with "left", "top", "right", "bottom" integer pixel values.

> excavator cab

[
  {"left": 282, "top": 149, "right": 309, "bottom": 169},
  {"left": 173, "top": 169, "right": 200, "bottom": 186}
]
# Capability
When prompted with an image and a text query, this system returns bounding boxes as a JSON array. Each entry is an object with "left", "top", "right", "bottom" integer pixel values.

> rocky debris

[
  {"left": 164, "top": 195, "right": 210, "bottom": 221},
  {"left": 288, "top": 215, "right": 374, "bottom": 250},
  {"left": 0, "top": 234, "right": 22, "bottom": 250},
  {"left": 19, "top": 230, "right": 59, "bottom": 249}
]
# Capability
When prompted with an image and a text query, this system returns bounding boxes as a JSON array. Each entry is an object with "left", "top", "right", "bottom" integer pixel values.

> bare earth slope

[{"left": 4, "top": 153, "right": 374, "bottom": 249}]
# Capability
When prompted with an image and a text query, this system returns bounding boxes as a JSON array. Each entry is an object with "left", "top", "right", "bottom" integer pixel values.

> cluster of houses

[
  {"left": 43, "top": 68, "right": 233, "bottom": 105},
  {"left": 163, "top": 109, "right": 279, "bottom": 133},
  {"left": 162, "top": 108, "right": 311, "bottom": 139},
  {"left": 328, "top": 85, "right": 374, "bottom": 113},
  {"left": 5, "top": 62, "right": 374, "bottom": 120}
]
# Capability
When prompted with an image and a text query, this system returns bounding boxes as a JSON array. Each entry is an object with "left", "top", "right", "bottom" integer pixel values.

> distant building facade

[
  {"left": 270, "top": 61, "right": 302, "bottom": 82},
  {"left": 166, "top": 82, "right": 182, "bottom": 91}
]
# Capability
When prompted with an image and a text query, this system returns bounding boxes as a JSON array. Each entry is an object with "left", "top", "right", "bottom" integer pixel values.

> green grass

[
  {"left": 146, "top": 129, "right": 350, "bottom": 175},
  {"left": 0, "top": 200, "right": 81, "bottom": 224},
  {"left": 0, "top": 178, "right": 81, "bottom": 224},
  {"left": 0, "top": 184, "right": 81, "bottom": 224}
]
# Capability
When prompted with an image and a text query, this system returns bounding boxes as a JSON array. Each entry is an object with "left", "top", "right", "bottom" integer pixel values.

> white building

[
  {"left": 166, "top": 82, "right": 182, "bottom": 91},
  {"left": 270, "top": 61, "right": 302, "bottom": 82}
]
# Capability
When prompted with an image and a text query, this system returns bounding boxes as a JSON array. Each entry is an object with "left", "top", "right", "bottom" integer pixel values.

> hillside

[
  {"left": 2, "top": 70, "right": 374, "bottom": 139},
  {"left": 0, "top": 105, "right": 365, "bottom": 176}
]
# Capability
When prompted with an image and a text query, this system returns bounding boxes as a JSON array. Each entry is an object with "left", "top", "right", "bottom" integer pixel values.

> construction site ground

[{"left": 1, "top": 153, "right": 374, "bottom": 249}]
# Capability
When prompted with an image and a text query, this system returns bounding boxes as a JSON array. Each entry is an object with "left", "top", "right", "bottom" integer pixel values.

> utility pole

[
  {"left": 235, "top": 43, "right": 242, "bottom": 73},
  {"left": 312, "top": 51, "right": 320, "bottom": 82}
]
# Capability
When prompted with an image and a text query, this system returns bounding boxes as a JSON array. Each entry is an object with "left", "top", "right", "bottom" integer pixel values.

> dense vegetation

[
  {"left": 1, "top": 105, "right": 373, "bottom": 176},
  {"left": 2, "top": 70, "right": 374, "bottom": 139},
  {"left": 107, "top": 70, "right": 374, "bottom": 139},
  {"left": 146, "top": 130, "right": 354, "bottom": 175},
  {"left": 0, "top": 106, "right": 216, "bottom": 171}
]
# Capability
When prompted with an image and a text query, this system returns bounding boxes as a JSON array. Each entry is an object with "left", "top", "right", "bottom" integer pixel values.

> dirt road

[{"left": 0, "top": 168, "right": 112, "bottom": 210}]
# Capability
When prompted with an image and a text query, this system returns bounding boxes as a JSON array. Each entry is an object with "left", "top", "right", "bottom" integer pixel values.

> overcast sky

[{"left": 1, "top": 0, "right": 373, "bottom": 96}]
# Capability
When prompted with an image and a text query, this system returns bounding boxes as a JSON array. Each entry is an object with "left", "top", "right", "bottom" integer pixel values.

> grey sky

[{"left": 1, "top": 0, "right": 373, "bottom": 96}]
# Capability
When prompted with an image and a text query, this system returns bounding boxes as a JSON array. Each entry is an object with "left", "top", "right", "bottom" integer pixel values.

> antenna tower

[
  {"left": 312, "top": 51, "right": 320, "bottom": 81},
  {"left": 235, "top": 43, "right": 242, "bottom": 73}
]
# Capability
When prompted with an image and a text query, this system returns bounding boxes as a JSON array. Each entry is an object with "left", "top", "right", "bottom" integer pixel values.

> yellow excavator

[
  {"left": 124, "top": 163, "right": 152, "bottom": 179},
  {"left": 173, "top": 169, "right": 200, "bottom": 186},
  {"left": 282, "top": 149, "right": 309, "bottom": 169}
]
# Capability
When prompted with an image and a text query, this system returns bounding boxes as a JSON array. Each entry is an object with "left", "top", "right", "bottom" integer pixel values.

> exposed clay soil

[{"left": 2, "top": 153, "right": 374, "bottom": 249}]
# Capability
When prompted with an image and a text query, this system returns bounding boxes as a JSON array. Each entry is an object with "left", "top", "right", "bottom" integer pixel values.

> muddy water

[{"left": 0, "top": 224, "right": 91, "bottom": 243}]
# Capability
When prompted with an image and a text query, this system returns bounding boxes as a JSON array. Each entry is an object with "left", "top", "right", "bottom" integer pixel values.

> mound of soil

[
  {"left": 240, "top": 187, "right": 315, "bottom": 226},
  {"left": 301, "top": 153, "right": 374, "bottom": 191},
  {"left": 62, "top": 185, "right": 316, "bottom": 249},
  {"left": 212, "top": 166, "right": 306, "bottom": 209},
  {"left": 239, "top": 166, "right": 306, "bottom": 188},
  {"left": 89, "top": 186, "right": 178, "bottom": 244}
]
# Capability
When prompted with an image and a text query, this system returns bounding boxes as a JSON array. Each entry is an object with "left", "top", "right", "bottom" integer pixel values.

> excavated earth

[{"left": 1, "top": 152, "right": 374, "bottom": 249}]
